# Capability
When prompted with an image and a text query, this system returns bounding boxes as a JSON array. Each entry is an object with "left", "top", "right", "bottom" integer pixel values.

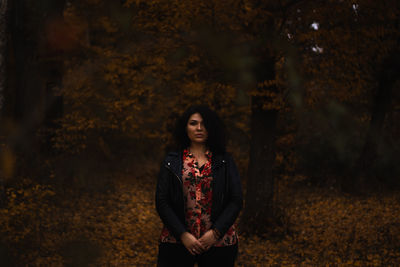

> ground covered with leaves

[{"left": 1, "top": 173, "right": 399, "bottom": 266}]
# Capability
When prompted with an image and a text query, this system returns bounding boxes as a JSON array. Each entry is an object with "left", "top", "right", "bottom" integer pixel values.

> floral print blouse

[{"left": 159, "top": 149, "right": 238, "bottom": 247}]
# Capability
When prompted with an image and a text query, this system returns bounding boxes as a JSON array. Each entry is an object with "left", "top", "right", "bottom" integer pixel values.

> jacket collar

[
  {"left": 165, "top": 150, "right": 226, "bottom": 177},
  {"left": 211, "top": 153, "right": 226, "bottom": 173},
  {"left": 164, "top": 151, "right": 182, "bottom": 179}
]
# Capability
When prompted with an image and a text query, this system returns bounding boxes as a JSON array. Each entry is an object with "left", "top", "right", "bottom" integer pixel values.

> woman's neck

[{"left": 189, "top": 143, "right": 206, "bottom": 155}]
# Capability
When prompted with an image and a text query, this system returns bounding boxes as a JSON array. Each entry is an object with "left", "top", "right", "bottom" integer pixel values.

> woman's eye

[{"left": 190, "top": 121, "right": 197, "bottom": 126}]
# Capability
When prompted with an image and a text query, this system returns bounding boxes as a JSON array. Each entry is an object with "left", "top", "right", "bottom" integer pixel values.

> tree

[
  {"left": 0, "top": 0, "right": 9, "bottom": 205},
  {"left": 288, "top": 0, "right": 400, "bottom": 191},
  {"left": 0, "top": 0, "right": 8, "bottom": 115},
  {"left": 352, "top": 1, "right": 400, "bottom": 191},
  {"left": 51, "top": 0, "right": 249, "bottom": 154}
]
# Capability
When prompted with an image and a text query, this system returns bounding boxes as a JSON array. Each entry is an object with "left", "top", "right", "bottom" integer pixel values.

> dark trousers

[{"left": 157, "top": 242, "right": 238, "bottom": 267}]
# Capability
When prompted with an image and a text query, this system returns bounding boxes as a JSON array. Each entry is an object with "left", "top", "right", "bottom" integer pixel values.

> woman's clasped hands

[{"left": 181, "top": 230, "right": 217, "bottom": 255}]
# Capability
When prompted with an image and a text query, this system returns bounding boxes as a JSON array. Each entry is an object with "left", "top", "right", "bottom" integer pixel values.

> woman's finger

[
  {"left": 197, "top": 240, "right": 206, "bottom": 249},
  {"left": 196, "top": 244, "right": 205, "bottom": 253},
  {"left": 188, "top": 246, "right": 196, "bottom": 255}
]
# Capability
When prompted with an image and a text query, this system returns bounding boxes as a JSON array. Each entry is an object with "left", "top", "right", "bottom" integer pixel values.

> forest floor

[{"left": 1, "top": 172, "right": 400, "bottom": 266}]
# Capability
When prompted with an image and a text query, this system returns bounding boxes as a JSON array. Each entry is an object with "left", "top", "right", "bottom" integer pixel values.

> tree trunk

[
  {"left": 11, "top": 0, "right": 66, "bottom": 121},
  {"left": 9, "top": 0, "right": 26, "bottom": 121},
  {"left": 0, "top": 0, "right": 8, "bottom": 115},
  {"left": 354, "top": 51, "right": 400, "bottom": 192},
  {"left": 241, "top": 57, "right": 279, "bottom": 235},
  {"left": 4, "top": 0, "right": 66, "bottom": 180}
]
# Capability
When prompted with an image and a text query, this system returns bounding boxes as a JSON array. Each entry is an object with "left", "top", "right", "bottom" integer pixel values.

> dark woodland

[{"left": 0, "top": 0, "right": 399, "bottom": 265}]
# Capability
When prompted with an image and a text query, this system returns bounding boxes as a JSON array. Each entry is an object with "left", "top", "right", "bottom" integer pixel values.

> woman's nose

[{"left": 197, "top": 124, "right": 203, "bottom": 130}]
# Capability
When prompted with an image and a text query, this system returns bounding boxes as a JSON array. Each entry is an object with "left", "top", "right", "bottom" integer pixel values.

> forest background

[{"left": 0, "top": 0, "right": 399, "bottom": 265}]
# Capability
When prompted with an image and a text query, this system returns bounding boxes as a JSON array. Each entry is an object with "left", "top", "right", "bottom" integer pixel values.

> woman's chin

[{"left": 192, "top": 139, "right": 206, "bottom": 144}]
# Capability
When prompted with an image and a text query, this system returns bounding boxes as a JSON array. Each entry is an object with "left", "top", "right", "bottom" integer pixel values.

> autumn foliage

[{"left": 0, "top": 174, "right": 399, "bottom": 265}]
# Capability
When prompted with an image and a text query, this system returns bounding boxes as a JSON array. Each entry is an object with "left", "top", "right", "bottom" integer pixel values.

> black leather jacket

[{"left": 155, "top": 151, "right": 243, "bottom": 241}]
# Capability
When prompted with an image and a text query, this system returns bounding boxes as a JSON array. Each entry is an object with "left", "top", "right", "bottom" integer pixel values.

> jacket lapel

[{"left": 165, "top": 151, "right": 183, "bottom": 181}]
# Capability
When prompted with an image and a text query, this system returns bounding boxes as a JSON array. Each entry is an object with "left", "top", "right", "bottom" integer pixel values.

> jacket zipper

[
  {"left": 211, "top": 159, "right": 226, "bottom": 219},
  {"left": 220, "top": 159, "right": 226, "bottom": 205},
  {"left": 165, "top": 163, "right": 182, "bottom": 184},
  {"left": 165, "top": 163, "right": 186, "bottom": 225}
]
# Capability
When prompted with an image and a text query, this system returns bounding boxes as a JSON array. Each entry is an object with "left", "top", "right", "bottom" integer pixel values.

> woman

[{"left": 156, "top": 105, "right": 243, "bottom": 267}]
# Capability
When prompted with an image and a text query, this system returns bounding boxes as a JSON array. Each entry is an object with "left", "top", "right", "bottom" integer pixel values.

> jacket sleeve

[
  {"left": 212, "top": 153, "right": 243, "bottom": 237},
  {"left": 155, "top": 161, "right": 186, "bottom": 240}
]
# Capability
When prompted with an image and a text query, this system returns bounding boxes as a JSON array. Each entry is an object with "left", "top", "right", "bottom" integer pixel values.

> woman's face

[{"left": 186, "top": 113, "right": 208, "bottom": 145}]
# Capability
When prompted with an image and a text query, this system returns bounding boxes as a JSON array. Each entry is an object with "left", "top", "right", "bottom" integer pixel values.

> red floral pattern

[{"left": 159, "top": 149, "right": 238, "bottom": 247}]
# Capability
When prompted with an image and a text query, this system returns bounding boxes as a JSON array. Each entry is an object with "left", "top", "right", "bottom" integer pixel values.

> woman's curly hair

[{"left": 173, "top": 105, "right": 226, "bottom": 155}]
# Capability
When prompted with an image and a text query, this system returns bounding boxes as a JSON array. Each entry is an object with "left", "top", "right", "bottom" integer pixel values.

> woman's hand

[
  {"left": 180, "top": 232, "right": 205, "bottom": 255},
  {"left": 198, "top": 230, "right": 218, "bottom": 251}
]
